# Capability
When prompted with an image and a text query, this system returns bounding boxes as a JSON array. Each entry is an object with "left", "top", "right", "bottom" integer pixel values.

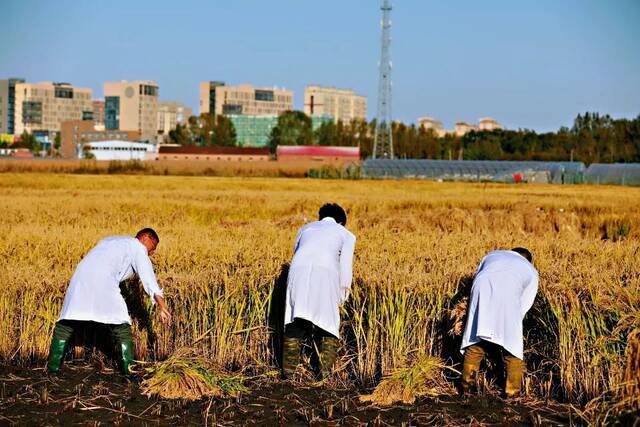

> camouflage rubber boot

[
  {"left": 504, "top": 354, "right": 524, "bottom": 398},
  {"left": 282, "top": 336, "right": 301, "bottom": 380},
  {"left": 461, "top": 344, "right": 485, "bottom": 394},
  {"left": 320, "top": 337, "right": 339, "bottom": 380}
]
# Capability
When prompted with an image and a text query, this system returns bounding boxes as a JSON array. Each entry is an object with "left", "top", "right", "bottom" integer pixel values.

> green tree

[
  {"left": 15, "top": 131, "right": 39, "bottom": 152},
  {"left": 269, "top": 111, "right": 313, "bottom": 153},
  {"left": 168, "top": 123, "right": 192, "bottom": 145},
  {"left": 211, "top": 115, "right": 237, "bottom": 146},
  {"left": 315, "top": 121, "right": 338, "bottom": 146}
]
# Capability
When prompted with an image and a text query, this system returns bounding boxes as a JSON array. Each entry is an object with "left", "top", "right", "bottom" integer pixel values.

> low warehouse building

[
  {"left": 276, "top": 145, "right": 360, "bottom": 164},
  {"left": 158, "top": 145, "right": 270, "bottom": 161}
]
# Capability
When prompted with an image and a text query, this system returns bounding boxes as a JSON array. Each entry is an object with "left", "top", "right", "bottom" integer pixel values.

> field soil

[{"left": 0, "top": 362, "right": 577, "bottom": 426}]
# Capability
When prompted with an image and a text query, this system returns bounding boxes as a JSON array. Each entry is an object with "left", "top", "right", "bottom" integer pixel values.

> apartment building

[
  {"left": 13, "top": 82, "right": 92, "bottom": 136},
  {"left": 304, "top": 85, "right": 367, "bottom": 123},
  {"left": 199, "top": 81, "right": 293, "bottom": 116},
  {"left": 157, "top": 101, "right": 192, "bottom": 140},
  {"left": 104, "top": 80, "right": 159, "bottom": 142},
  {"left": 418, "top": 117, "right": 503, "bottom": 137},
  {"left": 417, "top": 116, "right": 446, "bottom": 137},
  {"left": 0, "top": 78, "right": 25, "bottom": 134},
  {"left": 478, "top": 117, "right": 503, "bottom": 132}
]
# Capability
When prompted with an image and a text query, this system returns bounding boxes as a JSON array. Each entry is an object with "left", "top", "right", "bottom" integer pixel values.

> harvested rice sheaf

[
  {"left": 449, "top": 297, "right": 468, "bottom": 337},
  {"left": 141, "top": 348, "right": 247, "bottom": 401},
  {"left": 359, "top": 355, "right": 457, "bottom": 406}
]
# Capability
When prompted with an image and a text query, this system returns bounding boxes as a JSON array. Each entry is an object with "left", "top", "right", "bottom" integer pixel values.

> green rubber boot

[
  {"left": 111, "top": 324, "right": 134, "bottom": 375},
  {"left": 47, "top": 321, "right": 74, "bottom": 374},
  {"left": 119, "top": 340, "right": 134, "bottom": 375},
  {"left": 47, "top": 338, "right": 68, "bottom": 374}
]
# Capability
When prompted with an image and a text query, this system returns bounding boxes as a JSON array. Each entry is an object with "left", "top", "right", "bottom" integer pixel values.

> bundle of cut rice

[
  {"left": 449, "top": 297, "right": 468, "bottom": 337},
  {"left": 359, "top": 355, "right": 457, "bottom": 406},
  {"left": 141, "top": 347, "right": 247, "bottom": 401}
]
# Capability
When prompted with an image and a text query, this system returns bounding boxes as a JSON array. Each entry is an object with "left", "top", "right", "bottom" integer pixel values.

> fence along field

[{"left": 0, "top": 174, "right": 638, "bottom": 418}]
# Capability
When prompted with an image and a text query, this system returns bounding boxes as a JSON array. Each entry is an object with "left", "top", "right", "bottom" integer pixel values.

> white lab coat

[
  {"left": 460, "top": 250, "right": 539, "bottom": 360},
  {"left": 58, "top": 236, "right": 163, "bottom": 325},
  {"left": 284, "top": 217, "right": 356, "bottom": 338}
]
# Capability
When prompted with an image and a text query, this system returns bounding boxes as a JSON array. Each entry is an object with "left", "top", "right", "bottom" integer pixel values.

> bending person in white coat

[
  {"left": 282, "top": 203, "right": 356, "bottom": 380},
  {"left": 460, "top": 247, "right": 538, "bottom": 397},
  {"left": 47, "top": 228, "right": 172, "bottom": 375}
]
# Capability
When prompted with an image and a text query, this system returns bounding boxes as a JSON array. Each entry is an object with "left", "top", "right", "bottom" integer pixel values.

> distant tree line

[
  {"left": 168, "top": 111, "right": 640, "bottom": 163},
  {"left": 168, "top": 114, "right": 237, "bottom": 147}
]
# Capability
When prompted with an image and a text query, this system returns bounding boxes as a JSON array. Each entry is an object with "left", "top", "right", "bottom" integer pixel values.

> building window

[
  {"left": 22, "top": 101, "right": 43, "bottom": 124},
  {"left": 105, "top": 97, "right": 120, "bottom": 130},
  {"left": 255, "top": 90, "right": 274, "bottom": 102},
  {"left": 54, "top": 86, "right": 74, "bottom": 99},
  {"left": 222, "top": 104, "right": 243, "bottom": 115}
]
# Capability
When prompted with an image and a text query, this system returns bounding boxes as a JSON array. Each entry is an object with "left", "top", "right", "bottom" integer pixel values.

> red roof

[
  {"left": 276, "top": 145, "right": 360, "bottom": 158},
  {"left": 159, "top": 145, "right": 270, "bottom": 155}
]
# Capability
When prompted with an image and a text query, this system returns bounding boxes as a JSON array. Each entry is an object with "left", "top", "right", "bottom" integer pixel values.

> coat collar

[{"left": 321, "top": 217, "right": 337, "bottom": 224}]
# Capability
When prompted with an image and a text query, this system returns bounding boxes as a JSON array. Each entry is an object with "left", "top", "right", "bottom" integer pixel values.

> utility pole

[{"left": 372, "top": 0, "right": 394, "bottom": 159}]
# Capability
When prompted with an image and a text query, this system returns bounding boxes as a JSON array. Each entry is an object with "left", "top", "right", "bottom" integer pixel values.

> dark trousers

[
  {"left": 282, "top": 318, "right": 339, "bottom": 380},
  {"left": 47, "top": 319, "right": 134, "bottom": 374}
]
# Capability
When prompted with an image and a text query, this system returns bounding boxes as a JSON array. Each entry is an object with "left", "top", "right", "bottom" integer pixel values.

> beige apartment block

[
  {"left": 157, "top": 101, "right": 192, "bottom": 140},
  {"left": 104, "top": 80, "right": 159, "bottom": 142},
  {"left": 304, "top": 85, "right": 367, "bottom": 123},
  {"left": 13, "top": 82, "right": 92, "bottom": 135},
  {"left": 417, "top": 116, "right": 447, "bottom": 137},
  {"left": 199, "top": 81, "right": 293, "bottom": 116},
  {"left": 454, "top": 121, "right": 478, "bottom": 136},
  {"left": 478, "top": 117, "right": 503, "bottom": 131}
]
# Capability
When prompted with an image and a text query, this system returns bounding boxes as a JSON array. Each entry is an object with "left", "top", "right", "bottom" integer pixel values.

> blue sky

[{"left": 1, "top": 0, "right": 638, "bottom": 131}]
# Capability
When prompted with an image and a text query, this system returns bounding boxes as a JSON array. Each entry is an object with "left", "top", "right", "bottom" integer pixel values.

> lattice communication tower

[{"left": 372, "top": 0, "right": 394, "bottom": 159}]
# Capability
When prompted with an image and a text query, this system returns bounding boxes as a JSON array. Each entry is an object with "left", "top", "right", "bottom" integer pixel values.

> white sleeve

[
  {"left": 338, "top": 233, "right": 356, "bottom": 304},
  {"left": 293, "top": 228, "right": 303, "bottom": 253},
  {"left": 133, "top": 245, "right": 163, "bottom": 304},
  {"left": 521, "top": 270, "right": 538, "bottom": 318}
]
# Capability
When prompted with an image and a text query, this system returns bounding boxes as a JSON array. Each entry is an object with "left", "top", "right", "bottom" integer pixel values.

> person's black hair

[
  {"left": 318, "top": 203, "right": 347, "bottom": 226},
  {"left": 136, "top": 228, "right": 159, "bottom": 243},
  {"left": 511, "top": 247, "right": 532, "bottom": 263}
]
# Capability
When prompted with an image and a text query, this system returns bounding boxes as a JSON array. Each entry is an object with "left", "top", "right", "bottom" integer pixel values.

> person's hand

[
  {"left": 157, "top": 305, "right": 172, "bottom": 325},
  {"left": 154, "top": 294, "right": 172, "bottom": 325}
]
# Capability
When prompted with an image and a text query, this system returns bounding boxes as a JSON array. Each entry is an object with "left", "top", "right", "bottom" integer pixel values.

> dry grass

[
  {"left": 0, "top": 158, "right": 327, "bottom": 177},
  {"left": 0, "top": 173, "right": 638, "bottom": 416}
]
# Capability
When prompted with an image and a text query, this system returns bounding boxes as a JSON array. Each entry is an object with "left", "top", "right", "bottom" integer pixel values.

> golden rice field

[{"left": 0, "top": 173, "right": 638, "bottom": 421}]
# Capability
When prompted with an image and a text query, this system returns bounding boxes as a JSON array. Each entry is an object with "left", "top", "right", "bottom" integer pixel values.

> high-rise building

[
  {"left": 199, "top": 82, "right": 293, "bottom": 116},
  {"left": 104, "top": 80, "right": 159, "bottom": 142},
  {"left": 0, "top": 78, "right": 25, "bottom": 135},
  {"left": 13, "top": 82, "right": 92, "bottom": 136},
  {"left": 304, "top": 85, "right": 367, "bottom": 123},
  {"left": 199, "top": 81, "right": 226, "bottom": 115},
  {"left": 157, "top": 101, "right": 192, "bottom": 141}
]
